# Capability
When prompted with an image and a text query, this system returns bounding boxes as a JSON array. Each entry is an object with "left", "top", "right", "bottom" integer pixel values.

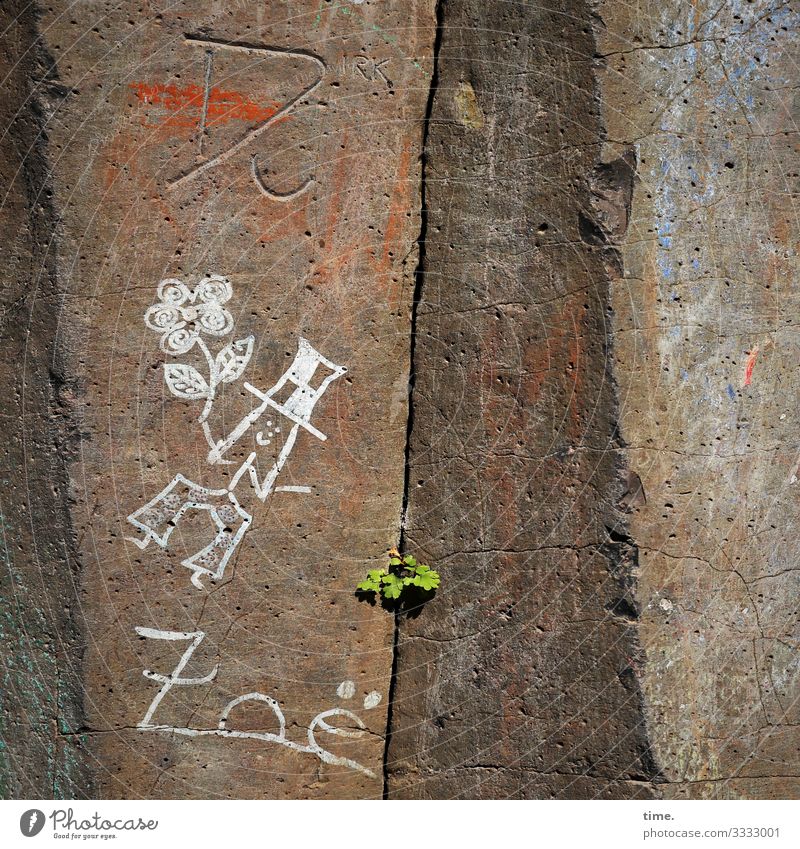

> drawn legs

[{"left": 126, "top": 474, "right": 252, "bottom": 588}]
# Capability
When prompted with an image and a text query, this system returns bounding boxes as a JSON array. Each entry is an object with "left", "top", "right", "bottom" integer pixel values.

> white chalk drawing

[
  {"left": 128, "top": 274, "right": 370, "bottom": 775},
  {"left": 127, "top": 476, "right": 253, "bottom": 590},
  {"left": 135, "top": 629, "right": 380, "bottom": 777},
  {"left": 128, "top": 275, "right": 346, "bottom": 589},
  {"left": 363, "top": 691, "right": 382, "bottom": 710},
  {"left": 337, "top": 680, "right": 356, "bottom": 700},
  {"left": 335, "top": 680, "right": 383, "bottom": 711},
  {"left": 143, "top": 275, "right": 253, "bottom": 450},
  {"left": 135, "top": 628, "right": 220, "bottom": 728}
]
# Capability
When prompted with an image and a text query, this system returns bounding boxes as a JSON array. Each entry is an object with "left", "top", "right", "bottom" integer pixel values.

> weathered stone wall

[
  {"left": 0, "top": 0, "right": 92, "bottom": 798},
  {"left": 386, "top": 0, "right": 661, "bottom": 799},
  {"left": 1, "top": 0, "right": 797, "bottom": 800},
  {"left": 596, "top": 0, "right": 800, "bottom": 799},
  {"left": 2, "top": 0, "right": 434, "bottom": 799},
  {"left": 386, "top": 0, "right": 799, "bottom": 800}
]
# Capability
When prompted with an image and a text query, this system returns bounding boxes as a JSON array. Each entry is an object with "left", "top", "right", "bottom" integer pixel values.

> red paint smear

[
  {"left": 129, "top": 82, "right": 281, "bottom": 129},
  {"left": 744, "top": 347, "right": 759, "bottom": 386},
  {"left": 381, "top": 139, "right": 412, "bottom": 271}
]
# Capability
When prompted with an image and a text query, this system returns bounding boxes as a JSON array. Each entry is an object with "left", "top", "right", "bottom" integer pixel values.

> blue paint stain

[
  {"left": 711, "top": 3, "right": 798, "bottom": 119},
  {"left": 647, "top": 0, "right": 800, "bottom": 361},
  {"left": 726, "top": 383, "right": 737, "bottom": 401},
  {"left": 680, "top": 368, "right": 690, "bottom": 381}
]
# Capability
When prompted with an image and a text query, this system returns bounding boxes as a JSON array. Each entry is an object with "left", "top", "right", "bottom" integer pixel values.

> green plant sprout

[{"left": 356, "top": 547, "right": 441, "bottom": 601}]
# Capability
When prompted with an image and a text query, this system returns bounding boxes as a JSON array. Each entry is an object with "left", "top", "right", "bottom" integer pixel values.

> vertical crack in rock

[
  {"left": 0, "top": 0, "right": 91, "bottom": 798},
  {"left": 383, "top": 0, "right": 446, "bottom": 799},
  {"left": 385, "top": 0, "right": 666, "bottom": 799}
]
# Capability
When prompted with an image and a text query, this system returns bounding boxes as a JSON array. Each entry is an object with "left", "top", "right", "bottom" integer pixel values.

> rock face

[
  {"left": 386, "top": 0, "right": 800, "bottom": 800},
  {"left": 0, "top": 0, "right": 91, "bottom": 799},
  {"left": 596, "top": 0, "right": 800, "bottom": 799},
  {"left": 1, "top": 0, "right": 798, "bottom": 800},
  {"left": 385, "top": 0, "right": 661, "bottom": 799},
  {"left": 1, "top": 0, "right": 434, "bottom": 798}
]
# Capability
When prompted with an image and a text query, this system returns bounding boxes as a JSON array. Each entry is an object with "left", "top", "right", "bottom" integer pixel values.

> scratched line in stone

[{"left": 167, "top": 37, "right": 326, "bottom": 198}]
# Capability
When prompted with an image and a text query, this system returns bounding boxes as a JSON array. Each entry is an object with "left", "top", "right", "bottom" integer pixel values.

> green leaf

[
  {"left": 360, "top": 551, "right": 440, "bottom": 601},
  {"left": 382, "top": 582, "right": 403, "bottom": 600},
  {"left": 380, "top": 573, "right": 404, "bottom": 600},
  {"left": 413, "top": 569, "right": 440, "bottom": 591}
]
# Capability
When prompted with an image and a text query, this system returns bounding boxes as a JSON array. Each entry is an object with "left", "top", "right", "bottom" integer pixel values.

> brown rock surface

[
  {"left": 1, "top": 0, "right": 798, "bottom": 801},
  {"left": 596, "top": 0, "right": 800, "bottom": 799},
  {"left": 1, "top": 0, "right": 434, "bottom": 798},
  {"left": 0, "top": 0, "right": 91, "bottom": 799},
  {"left": 385, "top": 0, "right": 661, "bottom": 799}
]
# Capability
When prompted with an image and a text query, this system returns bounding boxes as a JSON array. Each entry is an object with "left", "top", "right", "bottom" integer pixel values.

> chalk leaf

[
  {"left": 164, "top": 363, "right": 209, "bottom": 400},
  {"left": 216, "top": 335, "right": 254, "bottom": 384}
]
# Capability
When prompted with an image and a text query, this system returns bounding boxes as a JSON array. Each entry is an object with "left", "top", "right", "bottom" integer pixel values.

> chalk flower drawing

[
  {"left": 145, "top": 275, "right": 235, "bottom": 353},
  {"left": 128, "top": 274, "right": 346, "bottom": 590},
  {"left": 129, "top": 274, "right": 370, "bottom": 776},
  {"left": 144, "top": 275, "right": 252, "bottom": 428}
]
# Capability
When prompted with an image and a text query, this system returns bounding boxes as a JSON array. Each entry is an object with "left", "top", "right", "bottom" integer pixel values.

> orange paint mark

[
  {"left": 743, "top": 346, "right": 759, "bottom": 387},
  {"left": 382, "top": 139, "right": 412, "bottom": 271},
  {"left": 129, "top": 81, "right": 282, "bottom": 130},
  {"left": 372, "top": 138, "right": 414, "bottom": 312},
  {"left": 255, "top": 199, "right": 310, "bottom": 244},
  {"left": 324, "top": 135, "right": 350, "bottom": 250},
  {"left": 307, "top": 134, "right": 361, "bottom": 288}
]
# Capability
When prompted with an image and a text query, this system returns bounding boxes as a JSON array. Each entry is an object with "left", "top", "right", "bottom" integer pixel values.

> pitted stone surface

[
  {"left": 1, "top": 0, "right": 798, "bottom": 801},
  {"left": 596, "top": 0, "right": 800, "bottom": 800},
  {"left": 0, "top": 0, "right": 91, "bottom": 799},
  {"left": 0, "top": 0, "right": 434, "bottom": 799},
  {"left": 385, "top": 0, "right": 661, "bottom": 799}
]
